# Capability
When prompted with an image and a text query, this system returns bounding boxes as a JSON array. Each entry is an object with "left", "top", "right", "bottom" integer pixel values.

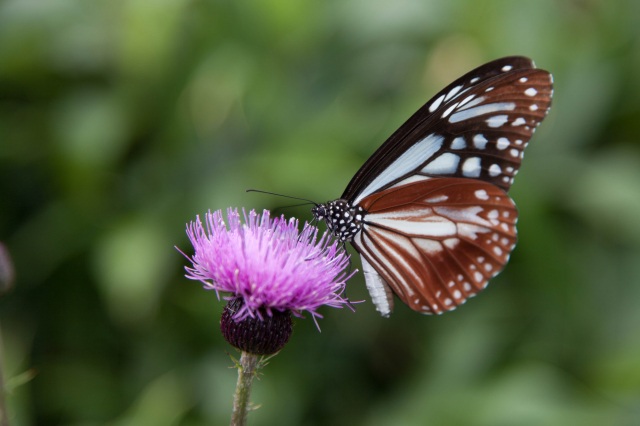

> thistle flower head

[{"left": 183, "top": 208, "right": 354, "bottom": 322}]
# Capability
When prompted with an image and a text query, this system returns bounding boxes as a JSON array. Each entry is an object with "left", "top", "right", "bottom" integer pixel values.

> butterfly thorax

[{"left": 312, "top": 200, "right": 366, "bottom": 242}]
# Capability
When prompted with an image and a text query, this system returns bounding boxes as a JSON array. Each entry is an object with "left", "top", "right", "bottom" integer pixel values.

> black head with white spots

[{"left": 312, "top": 199, "right": 366, "bottom": 242}]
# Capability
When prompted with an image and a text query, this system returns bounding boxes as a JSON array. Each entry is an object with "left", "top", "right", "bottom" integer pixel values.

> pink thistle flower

[{"left": 182, "top": 208, "right": 354, "bottom": 324}]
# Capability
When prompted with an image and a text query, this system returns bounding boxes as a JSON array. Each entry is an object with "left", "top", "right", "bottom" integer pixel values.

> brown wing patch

[{"left": 353, "top": 178, "right": 517, "bottom": 314}]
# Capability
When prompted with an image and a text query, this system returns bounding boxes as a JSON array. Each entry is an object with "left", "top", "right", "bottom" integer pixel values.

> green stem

[
  {"left": 0, "top": 323, "right": 8, "bottom": 426},
  {"left": 230, "top": 351, "right": 260, "bottom": 426}
]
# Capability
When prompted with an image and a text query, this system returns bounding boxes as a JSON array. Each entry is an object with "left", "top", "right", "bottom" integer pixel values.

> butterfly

[{"left": 311, "top": 56, "right": 553, "bottom": 317}]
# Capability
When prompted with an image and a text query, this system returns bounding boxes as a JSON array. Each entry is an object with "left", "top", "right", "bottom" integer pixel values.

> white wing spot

[
  {"left": 458, "top": 94, "right": 476, "bottom": 107},
  {"left": 444, "top": 85, "right": 463, "bottom": 101},
  {"left": 496, "top": 137, "right": 510, "bottom": 150},
  {"left": 442, "top": 102, "right": 459, "bottom": 118},
  {"left": 486, "top": 115, "right": 509, "bottom": 128},
  {"left": 451, "top": 225, "right": 483, "bottom": 241},
  {"left": 425, "top": 194, "right": 448, "bottom": 203},
  {"left": 501, "top": 65, "right": 513, "bottom": 72},
  {"left": 444, "top": 298, "right": 453, "bottom": 306},
  {"left": 493, "top": 246, "right": 503, "bottom": 256},
  {"left": 463, "top": 282, "right": 472, "bottom": 291},
  {"left": 451, "top": 136, "right": 466, "bottom": 150},
  {"left": 525, "top": 87, "right": 537, "bottom": 96},
  {"left": 368, "top": 209, "right": 455, "bottom": 237},
  {"left": 488, "top": 212, "right": 499, "bottom": 225},
  {"left": 474, "top": 189, "right": 489, "bottom": 200},
  {"left": 443, "top": 238, "right": 460, "bottom": 249},
  {"left": 435, "top": 206, "right": 496, "bottom": 239},
  {"left": 489, "top": 164, "right": 501, "bottom": 177},
  {"left": 512, "top": 117, "right": 526, "bottom": 126},
  {"left": 485, "top": 86, "right": 494, "bottom": 92},
  {"left": 453, "top": 290, "right": 462, "bottom": 299},
  {"left": 456, "top": 96, "right": 485, "bottom": 112},
  {"left": 449, "top": 102, "right": 515, "bottom": 124},
  {"left": 470, "top": 77, "right": 480, "bottom": 83},
  {"left": 515, "top": 139, "right": 523, "bottom": 145},
  {"left": 484, "top": 263, "right": 493, "bottom": 272},
  {"left": 530, "top": 104, "right": 539, "bottom": 111},
  {"left": 473, "top": 134, "right": 488, "bottom": 149},
  {"left": 422, "top": 152, "right": 460, "bottom": 174},
  {"left": 474, "top": 271, "right": 483, "bottom": 282},
  {"left": 519, "top": 77, "right": 528, "bottom": 83},
  {"left": 502, "top": 176, "right": 510, "bottom": 183},
  {"left": 510, "top": 148, "right": 519, "bottom": 157},
  {"left": 506, "top": 166, "right": 514, "bottom": 173},
  {"left": 414, "top": 239, "right": 444, "bottom": 254},
  {"left": 429, "top": 94, "right": 445, "bottom": 113},
  {"left": 448, "top": 281, "right": 455, "bottom": 288},
  {"left": 462, "top": 157, "right": 481, "bottom": 177}
]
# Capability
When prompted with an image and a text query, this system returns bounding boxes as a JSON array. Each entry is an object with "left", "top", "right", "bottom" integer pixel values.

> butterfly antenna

[
  {"left": 246, "top": 189, "right": 318, "bottom": 206},
  {"left": 275, "top": 201, "right": 318, "bottom": 211}
]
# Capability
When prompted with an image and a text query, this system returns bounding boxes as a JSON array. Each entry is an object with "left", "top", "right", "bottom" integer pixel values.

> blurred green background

[{"left": 1, "top": 0, "right": 639, "bottom": 424}]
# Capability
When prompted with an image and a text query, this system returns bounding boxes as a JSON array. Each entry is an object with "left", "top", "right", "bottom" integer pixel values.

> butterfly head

[{"left": 312, "top": 199, "right": 366, "bottom": 242}]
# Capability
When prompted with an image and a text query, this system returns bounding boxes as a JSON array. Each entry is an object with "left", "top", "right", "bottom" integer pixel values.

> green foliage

[{"left": 1, "top": 0, "right": 639, "bottom": 424}]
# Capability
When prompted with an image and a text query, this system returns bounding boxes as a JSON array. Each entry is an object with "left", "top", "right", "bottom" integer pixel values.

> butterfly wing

[
  {"left": 342, "top": 56, "right": 553, "bottom": 205},
  {"left": 352, "top": 178, "right": 517, "bottom": 315},
  {"left": 338, "top": 56, "right": 552, "bottom": 316}
]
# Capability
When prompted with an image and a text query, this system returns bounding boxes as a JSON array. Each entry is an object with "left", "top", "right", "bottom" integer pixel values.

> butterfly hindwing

[{"left": 352, "top": 178, "right": 517, "bottom": 315}]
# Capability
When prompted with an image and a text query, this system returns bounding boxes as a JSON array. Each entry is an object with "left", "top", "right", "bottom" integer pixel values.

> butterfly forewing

[
  {"left": 345, "top": 58, "right": 553, "bottom": 205},
  {"left": 352, "top": 178, "right": 518, "bottom": 314}
]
